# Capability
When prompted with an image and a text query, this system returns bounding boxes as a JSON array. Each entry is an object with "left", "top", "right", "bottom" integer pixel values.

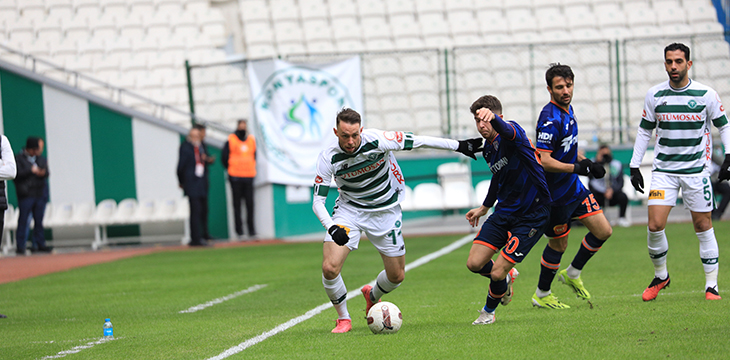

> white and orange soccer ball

[{"left": 366, "top": 301, "right": 402, "bottom": 334}]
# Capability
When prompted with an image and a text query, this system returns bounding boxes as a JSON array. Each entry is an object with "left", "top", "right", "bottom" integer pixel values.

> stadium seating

[
  {"left": 1, "top": 205, "right": 18, "bottom": 255},
  {"left": 0, "top": 0, "right": 728, "bottom": 143}
]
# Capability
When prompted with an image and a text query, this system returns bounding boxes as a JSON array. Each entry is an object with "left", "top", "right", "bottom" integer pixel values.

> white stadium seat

[
  {"left": 443, "top": 182, "right": 475, "bottom": 209},
  {"left": 327, "top": 0, "right": 357, "bottom": 17},
  {"left": 626, "top": 4, "right": 657, "bottom": 28},
  {"left": 112, "top": 198, "right": 138, "bottom": 225},
  {"left": 270, "top": 0, "right": 299, "bottom": 22},
  {"left": 404, "top": 74, "right": 436, "bottom": 93},
  {"left": 414, "top": 0, "right": 444, "bottom": 14},
  {"left": 506, "top": 9, "right": 537, "bottom": 34},
  {"left": 474, "top": 180, "right": 491, "bottom": 205},
  {"left": 361, "top": 16, "right": 391, "bottom": 40},
  {"left": 357, "top": 0, "right": 385, "bottom": 18},
  {"left": 390, "top": 14, "right": 420, "bottom": 38},
  {"left": 413, "top": 183, "right": 444, "bottom": 210},
  {"left": 419, "top": 13, "right": 449, "bottom": 37},
  {"left": 299, "top": 0, "right": 327, "bottom": 20},
  {"left": 386, "top": 0, "right": 415, "bottom": 15},
  {"left": 687, "top": 3, "right": 718, "bottom": 24},
  {"left": 375, "top": 76, "right": 406, "bottom": 95}
]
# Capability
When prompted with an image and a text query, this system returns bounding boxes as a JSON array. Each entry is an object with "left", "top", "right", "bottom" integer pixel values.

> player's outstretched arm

[{"left": 456, "top": 138, "right": 483, "bottom": 159}]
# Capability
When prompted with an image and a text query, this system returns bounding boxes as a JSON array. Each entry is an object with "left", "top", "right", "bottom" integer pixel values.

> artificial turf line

[
  {"left": 206, "top": 234, "right": 475, "bottom": 360},
  {"left": 40, "top": 337, "right": 117, "bottom": 359},
  {"left": 179, "top": 284, "right": 268, "bottom": 314}
]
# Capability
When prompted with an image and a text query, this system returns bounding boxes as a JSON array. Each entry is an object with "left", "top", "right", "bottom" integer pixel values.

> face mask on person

[
  {"left": 190, "top": 140, "right": 201, "bottom": 147},
  {"left": 602, "top": 154, "right": 613, "bottom": 163},
  {"left": 235, "top": 129, "right": 247, "bottom": 140}
]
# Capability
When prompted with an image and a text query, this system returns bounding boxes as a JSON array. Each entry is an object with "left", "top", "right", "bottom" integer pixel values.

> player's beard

[{"left": 553, "top": 94, "right": 571, "bottom": 108}]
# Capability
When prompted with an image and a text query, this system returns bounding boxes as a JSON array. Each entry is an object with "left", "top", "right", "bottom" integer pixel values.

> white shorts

[
  {"left": 324, "top": 204, "right": 405, "bottom": 258},
  {"left": 648, "top": 172, "right": 714, "bottom": 212}
]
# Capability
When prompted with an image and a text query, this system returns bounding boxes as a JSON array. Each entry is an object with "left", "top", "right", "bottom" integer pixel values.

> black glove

[
  {"left": 630, "top": 167, "right": 644, "bottom": 194},
  {"left": 572, "top": 159, "right": 593, "bottom": 176},
  {"left": 456, "top": 138, "right": 484, "bottom": 160},
  {"left": 720, "top": 154, "right": 730, "bottom": 181},
  {"left": 328, "top": 225, "right": 350, "bottom": 246},
  {"left": 590, "top": 162, "right": 606, "bottom": 178}
]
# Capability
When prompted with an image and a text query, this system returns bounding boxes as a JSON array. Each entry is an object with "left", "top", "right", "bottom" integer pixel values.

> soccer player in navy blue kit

[
  {"left": 465, "top": 95, "right": 552, "bottom": 325},
  {"left": 531, "top": 64, "right": 612, "bottom": 309}
]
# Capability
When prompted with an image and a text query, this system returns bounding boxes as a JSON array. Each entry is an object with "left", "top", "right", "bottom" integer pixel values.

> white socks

[
  {"left": 647, "top": 229, "right": 669, "bottom": 280},
  {"left": 322, "top": 274, "right": 350, "bottom": 320},
  {"left": 535, "top": 288, "right": 551, "bottom": 298},
  {"left": 372, "top": 270, "right": 401, "bottom": 302},
  {"left": 566, "top": 265, "right": 581, "bottom": 279},
  {"left": 697, "top": 228, "right": 720, "bottom": 290}
]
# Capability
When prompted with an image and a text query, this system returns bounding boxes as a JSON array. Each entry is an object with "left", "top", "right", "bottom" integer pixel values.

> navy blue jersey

[
  {"left": 535, "top": 101, "right": 587, "bottom": 206},
  {"left": 482, "top": 115, "right": 552, "bottom": 216}
]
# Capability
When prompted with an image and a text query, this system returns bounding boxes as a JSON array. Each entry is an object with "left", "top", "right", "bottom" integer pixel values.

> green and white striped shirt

[
  {"left": 312, "top": 129, "right": 458, "bottom": 229},
  {"left": 631, "top": 79, "right": 730, "bottom": 176}
]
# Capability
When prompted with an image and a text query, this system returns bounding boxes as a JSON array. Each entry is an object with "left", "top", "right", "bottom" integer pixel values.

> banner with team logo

[{"left": 247, "top": 57, "right": 363, "bottom": 186}]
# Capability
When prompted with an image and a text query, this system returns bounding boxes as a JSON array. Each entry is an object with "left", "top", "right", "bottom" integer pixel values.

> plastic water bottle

[{"left": 103, "top": 318, "right": 114, "bottom": 339}]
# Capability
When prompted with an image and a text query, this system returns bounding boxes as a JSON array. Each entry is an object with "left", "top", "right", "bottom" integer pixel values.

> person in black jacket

[
  {"left": 588, "top": 145, "right": 630, "bottom": 227},
  {"left": 14, "top": 137, "right": 51, "bottom": 254},
  {"left": 177, "top": 128, "right": 209, "bottom": 246},
  {"left": 193, "top": 123, "right": 215, "bottom": 241}
]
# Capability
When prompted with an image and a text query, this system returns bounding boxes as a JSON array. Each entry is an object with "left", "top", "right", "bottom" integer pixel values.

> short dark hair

[
  {"left": 598, "top": 144, "right": 610, "bottom": 151},
  {"left": 192, "top": 123, "right": 206, "bottom": 130},
  {"left": 336, "top": 108, "right": 361, "bottom": 126},
  {"left": 470, "top": 95, "right": 502, "bottom": 115},
  {"left": 25, "top": 136, "right": 41, "bottom": 150},
  {"left": 545, "top": 63, "right": 574, "bottom": 87},
  {"left": 237, "top": 119, "right": 247, "bottom": 126},
  {"left": 665, "top": 42, "right": 690, "bottom": 61}
]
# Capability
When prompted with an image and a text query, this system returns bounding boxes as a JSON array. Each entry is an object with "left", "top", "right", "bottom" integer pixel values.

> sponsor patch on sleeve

[{"left": 553, "top": 224, "right": 568, "bottom": 235}]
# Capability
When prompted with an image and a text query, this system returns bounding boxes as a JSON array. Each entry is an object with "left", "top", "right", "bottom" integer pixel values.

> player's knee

[
  {"left": 694, "top": 219, "right": 712, "bottom": 232},
  {"left": 466, "top": 258, "right": 483, "bottom": 273},
  {"left": 321, "top": 264, "right": 340, "bottom": 280},
  {"left": 490, "top": 267, "right": 507, "bottom": 281},
  {"left": 548, "top": 239, "right": 568, "bottom": 253},
  {"left": 388, "top": 271, "right": 405, "bottom": 284},
  {"left": 647, "top": 221, "right": 665, "bottom": 232},
  {"left": 597, "top": 225, "right": 612, "bottom": 240}
]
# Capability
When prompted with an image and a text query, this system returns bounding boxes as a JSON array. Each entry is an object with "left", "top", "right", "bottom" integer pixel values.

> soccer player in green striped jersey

[
  {"left": 629, "top": 43, "right": 730, "bottom": 301},
  {"left": 313, "top": 108, "right": 482, "bottom": 333}
]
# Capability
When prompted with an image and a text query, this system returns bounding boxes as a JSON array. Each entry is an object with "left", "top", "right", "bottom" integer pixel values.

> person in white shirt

[
  {"left": 0, "top": 134, "right": 16, "bottom": 317},
  {"left": 629, "top": 42, "right": 730, "bottom": 301},
  {"left": 312, "top": 108, "right": 481, "bottom": 333}
]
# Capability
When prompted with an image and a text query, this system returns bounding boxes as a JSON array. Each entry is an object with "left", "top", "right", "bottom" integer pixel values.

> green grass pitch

[{"left": 1, "top": 221, "right": 729, "bottom": 359}]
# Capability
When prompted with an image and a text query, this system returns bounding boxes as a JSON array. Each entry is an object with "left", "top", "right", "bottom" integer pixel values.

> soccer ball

[{"left": 366, "top": 301, "right": 402, "bottom": 334}]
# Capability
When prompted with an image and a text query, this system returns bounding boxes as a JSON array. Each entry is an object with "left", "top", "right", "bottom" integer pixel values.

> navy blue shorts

[
  {"left": 544, "top": 189, "right": 603, "bottom": 239},
  {"left": 473, "top": 205, "right": 550, "bottom": 264}
]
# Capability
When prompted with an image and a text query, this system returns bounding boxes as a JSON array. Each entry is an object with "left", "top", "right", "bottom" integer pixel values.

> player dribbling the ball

[{"left": 312, "top": 108, "right": 483, "bottom": 333}]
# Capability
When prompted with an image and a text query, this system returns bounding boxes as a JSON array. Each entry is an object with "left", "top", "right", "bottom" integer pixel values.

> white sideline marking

[
  {"left": 180, "top": 284, "right": 268, "bottom": 314},
  {"left": 207, "top": 234, "right": 474, "bottom": 360},
  {"left": 39, "top": 337, "right": 118, "bottom": 359}
]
